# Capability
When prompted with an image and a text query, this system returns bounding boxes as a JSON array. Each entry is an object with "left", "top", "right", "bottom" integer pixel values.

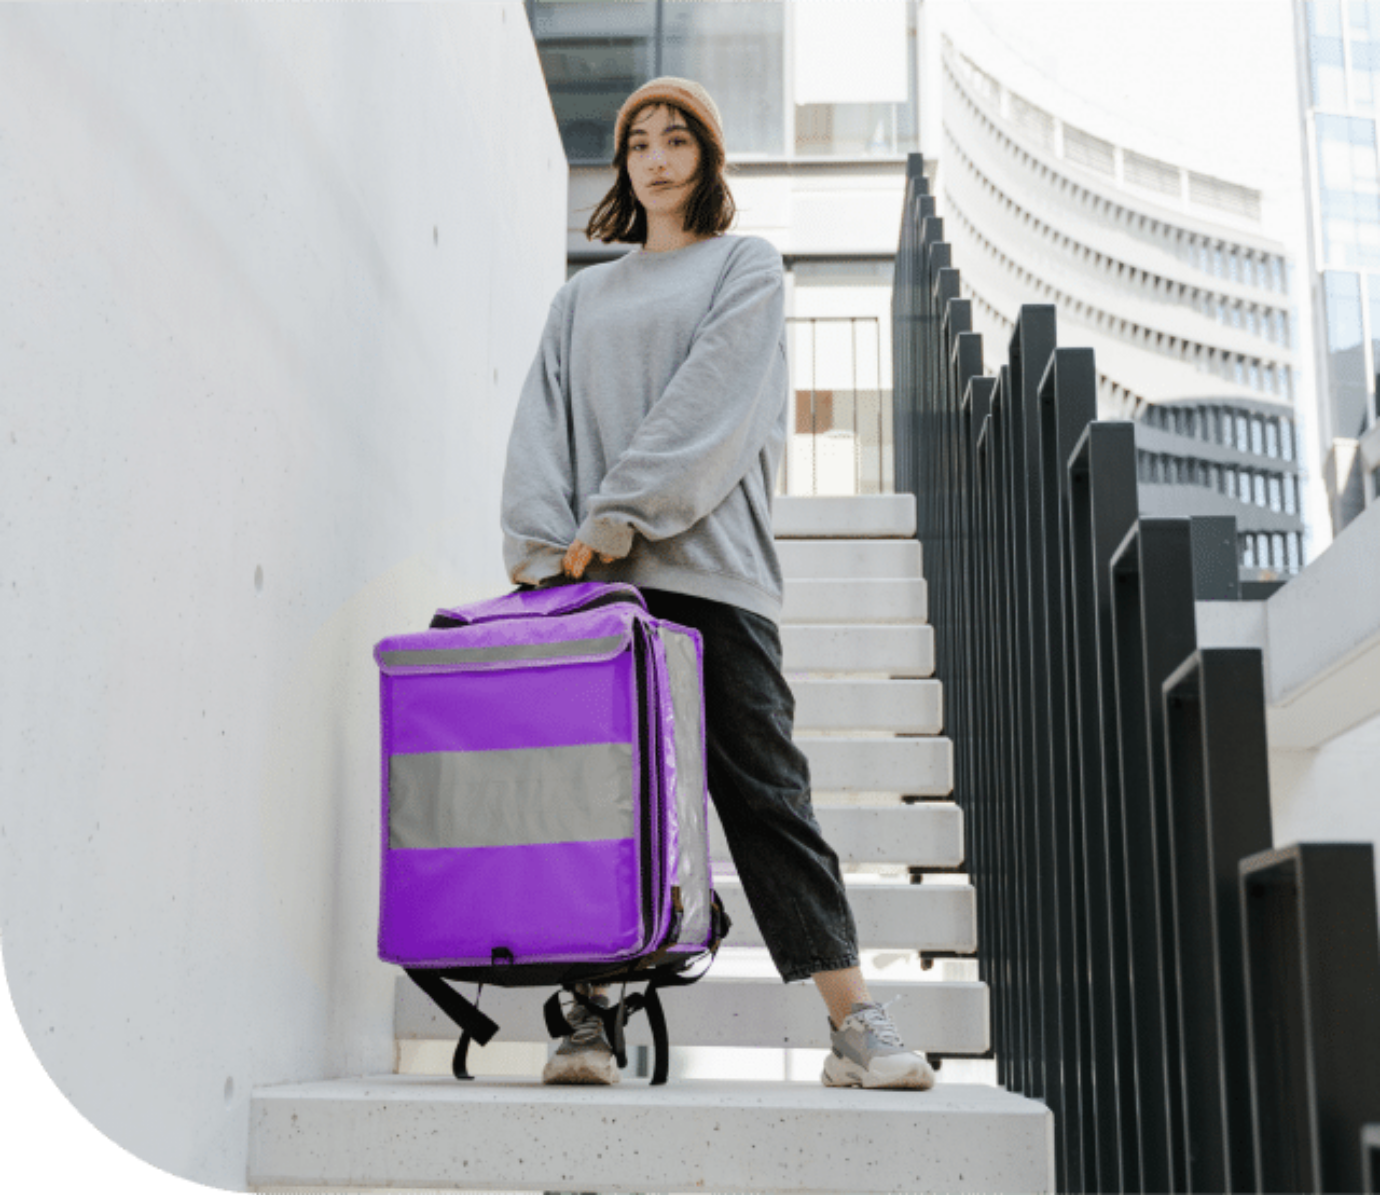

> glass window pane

[
  {"left": 1324, "top": 270, "right": 1373, "bottom": 435},
  {"left": 1316, "top": 115, "right": 1380, "bottom": 269},
  {"left": 663, "top": 1, "right": 786, "bottom": 155},
  {"left": 535, "top": 1, "right": 659, "bottom": 163}
]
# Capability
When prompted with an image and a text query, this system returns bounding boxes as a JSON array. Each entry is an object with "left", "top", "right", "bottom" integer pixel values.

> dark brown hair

[{"left": 585, "top": 101, "right": 737, "bottom": 245}]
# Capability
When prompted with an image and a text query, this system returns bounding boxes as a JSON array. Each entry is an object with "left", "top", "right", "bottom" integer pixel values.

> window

[
  {"left": 1065, "top": 124, "right": 1116, "bottom": 175},
  {"left": 1351, "top": 2, "right": 1380, "bottom": 113},
  {"left": 1324, "top": 270, "right": 1374, "bottom": 436},
  {"left": 534, "top": 0, "right": 792, "bottom": 160},
  {"left": 1284, "top": 474, "right": 1298, "bottom": 514},
  {"left": 1307, "top": 0, "right": 1348, "bottom": 108},
  {"left": 1251, "top": 416, "right": 1265, "bottom": 455},
  {"left": 1266, "top": 419, "right": 1280, "bottom": 457},
  {"left": 1125, "top": 149, "right": 1180, "bottom": 196},
  {"left": 1314, "top": 115, "right": 1380, "bottom": 271},
  {"left": 1269, "top": 475, "right": 1283, "bottom": 511}
]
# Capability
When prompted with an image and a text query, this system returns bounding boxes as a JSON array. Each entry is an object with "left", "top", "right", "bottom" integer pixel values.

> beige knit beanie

[{"left": 614, "top": 77, "right": 725, "bottom": 158}]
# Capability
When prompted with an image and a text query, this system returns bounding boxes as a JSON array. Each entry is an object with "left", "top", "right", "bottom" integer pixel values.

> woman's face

[{"left": 626, "top": 104, "right": 703, "bottom": 214}]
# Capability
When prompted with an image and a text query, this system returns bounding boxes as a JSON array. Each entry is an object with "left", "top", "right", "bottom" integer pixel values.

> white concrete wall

[
  {"left": 1270, "top": 712, "right": 1380, "bottom": 917},
  {"left": 1198, "top": 501, "right": 1380, "bottom": 912},
  {"left": 0, "top": 3, "right": 564, "bottom": 1188}
]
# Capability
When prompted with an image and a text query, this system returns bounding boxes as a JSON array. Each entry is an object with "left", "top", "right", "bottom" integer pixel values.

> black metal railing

[{"left": 893, "top": 152, "right": 1380, "bottom": 1194}]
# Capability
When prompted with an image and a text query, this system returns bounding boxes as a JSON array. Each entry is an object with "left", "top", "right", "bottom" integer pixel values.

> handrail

[{"left": 892, "top": 150, "right": 1380, "bottom": 1194}]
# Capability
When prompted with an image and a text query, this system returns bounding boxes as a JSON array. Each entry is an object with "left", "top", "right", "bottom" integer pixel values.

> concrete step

[
  {"left": 718, "top": 877, "right": 977, "bottom": 953},
  {"left": 773, "top": 493, "right": 917, "bottom": 539},
  {"left": 394, "top": 975, "right": 990, "bottom": 1056},
  {"left": 776, "top": 537, "right": 923, "bottom": 580},
  {"left": 781, "top": 623, "right": 935, "bottom": 677},
  {"left": 790, "top": 677, "right": 943, "bottom": 734},
  {"left": 710, "top": 804, "right": 964, "bottom": 868},
  {"left": 249, "top": 1075, "right": 1054, "bottom": 1193},
  {"left": 796, "top": 733, "right": 953, "bottom": 795},
  {"left": 782, "top": 578, "right": 927, "bottom": 624}
]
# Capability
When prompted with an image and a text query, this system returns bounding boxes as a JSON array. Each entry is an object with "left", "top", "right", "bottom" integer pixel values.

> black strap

[
  {"left": 642, "top": 982, "right": 670, "bottom": 1085},
  {"left": 542, "top": 990, "right": 571, "bottom": 1039},
  {"left": 405, "top": 970, "right": 499, "bottom": 1047},
  {"left": 452, "top": 1031, "right": 474, "bottom": 1081},
  {"left": 711, "top": 890, "right": 732, "bottom": 945}
]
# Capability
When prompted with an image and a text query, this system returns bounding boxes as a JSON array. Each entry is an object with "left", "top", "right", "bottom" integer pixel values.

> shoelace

[
  {"left": 565, "top": 997, "right": 610, "bottom": 1046},
  {"left": 850, "top": 995, "right": 905, "bottom": 1048}
]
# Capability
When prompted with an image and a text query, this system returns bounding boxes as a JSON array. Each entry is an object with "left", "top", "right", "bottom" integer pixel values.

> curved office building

[{"left": 938, "top": 29, "right": 1306, "bottom": 578}]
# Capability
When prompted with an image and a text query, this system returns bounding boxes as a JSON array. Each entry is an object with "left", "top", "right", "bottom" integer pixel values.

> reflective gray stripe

[
  {"left": 381, "top": 634, "right": 625, "bottom": 668},
  {"left": 660, "top": 627, "right": 712, "bottom": 945},
  {"left": 389, "top": 742, "right": 635, "bottom": 849}
]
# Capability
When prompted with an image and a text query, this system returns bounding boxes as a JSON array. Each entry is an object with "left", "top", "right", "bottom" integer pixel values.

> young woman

[{"left": 500, "top": 77, "right": 934, "bottom": 1092}]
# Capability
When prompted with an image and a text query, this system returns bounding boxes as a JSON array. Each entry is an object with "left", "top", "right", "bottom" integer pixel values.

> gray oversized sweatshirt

[{"left": 500, "top": 233, "right": 790, "bottom": 624}]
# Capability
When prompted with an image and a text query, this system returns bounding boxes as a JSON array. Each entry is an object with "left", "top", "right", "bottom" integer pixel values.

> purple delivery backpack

[{"left": 374, "top": 580, "right": 730, "bottom": 1084}]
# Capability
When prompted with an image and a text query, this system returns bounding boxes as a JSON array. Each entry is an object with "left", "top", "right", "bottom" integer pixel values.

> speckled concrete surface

[{"left": 249, "top": 1075, "right": 1054, "bottom": 1193}]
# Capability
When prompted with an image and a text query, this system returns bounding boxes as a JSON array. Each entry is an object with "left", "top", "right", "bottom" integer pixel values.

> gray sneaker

[
  {"left": 541, "top": 987, "right": 620, "bottom": 1085},
  {"left": 821, "top": 998, "right": 936, "bottom": 1090}
]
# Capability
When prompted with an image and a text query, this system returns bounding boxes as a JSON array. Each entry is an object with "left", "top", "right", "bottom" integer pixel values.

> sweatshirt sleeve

[
  {"left": 574, "top": 240, "right": 787, "bottom": 558},
  {"left": 500, "top": 288, "right": 579, "bottom": 587}
]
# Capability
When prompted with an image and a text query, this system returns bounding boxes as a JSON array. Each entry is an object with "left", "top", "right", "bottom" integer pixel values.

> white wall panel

[{"left": 0, "top": 2, "right": 563, "bottom": 1187}]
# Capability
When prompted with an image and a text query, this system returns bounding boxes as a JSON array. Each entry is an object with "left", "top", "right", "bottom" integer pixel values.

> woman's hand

[{"left": 562, "top": 539, "right": 617, "bottom": 579}]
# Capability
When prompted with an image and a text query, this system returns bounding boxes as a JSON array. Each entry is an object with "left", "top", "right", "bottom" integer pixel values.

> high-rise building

[
  {"left": 937, "top": 10, "right": 1310, "bottom": 581},
  {"left": 523, "top": 0, "right": 1316, "bottom": 578},
  {"left": 1295, "top": 0, "right": 1380, "bottom": 533}
]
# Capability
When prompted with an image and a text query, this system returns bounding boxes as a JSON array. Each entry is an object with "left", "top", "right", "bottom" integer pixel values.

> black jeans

[{"left": 519, "top": 580, "right": 860, "bottom": 982}]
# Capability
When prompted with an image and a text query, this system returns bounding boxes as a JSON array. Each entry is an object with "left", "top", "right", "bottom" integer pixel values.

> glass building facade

[
  {"left": 525, "top": 0, "right": 921, "bottom": 164},
  {"left": 1303, "top": 2, "right": 1380, "bottom": 452}
]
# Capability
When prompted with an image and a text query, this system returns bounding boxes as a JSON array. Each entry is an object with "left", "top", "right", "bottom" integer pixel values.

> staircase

[{"left": 248, "top": 494, "right": 1055, "bottom": 1194}]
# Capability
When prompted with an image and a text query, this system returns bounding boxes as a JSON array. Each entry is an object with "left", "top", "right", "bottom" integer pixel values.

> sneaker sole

[
  {"left": 821, "top": 1052, "right": 936, "bottom": 1090},
  {"left": 541, "top": 1053, "right": 621, "bottom": 1085}
]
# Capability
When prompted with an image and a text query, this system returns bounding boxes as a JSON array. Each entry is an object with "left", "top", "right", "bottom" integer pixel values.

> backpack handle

[{"left": 432, "top": 581, "right": 647, "bottom": 628}]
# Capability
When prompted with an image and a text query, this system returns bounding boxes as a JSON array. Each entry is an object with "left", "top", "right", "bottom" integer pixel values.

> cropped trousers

[{"left": 521, "top": 579, "right": 860, "bottom": 983}]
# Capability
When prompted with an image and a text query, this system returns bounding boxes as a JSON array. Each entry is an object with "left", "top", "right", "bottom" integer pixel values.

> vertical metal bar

[
  {"left": 852, "top": 316, "right": 860, "bottom": 494},
  {"left": 1038, "top": 347, "right": 1098, "bottom": 1192},
  {"left": 1241, "top": 844, "right": 1380, "bottom": 1195},
  {"left": 811, "top": 316, "right": 818, "bottom": 496},
  {"left": 1162, "top": 648, "right": 1274, "bottom": 1193},
  {"left": 1109, "top": 519, "right": 1199, "bottom": 1192},
  {"left": 1020, "top": 321, "right": 1080, "bottom": 1191},
  {"left": 1009, "top": 310, "right": 1060, "bottom": 1135},
  {"left": 1068, "top": 421, "right": 1140, "bottom": 1193},
  {"left": 965, "top": 379, "right": 995, "bottom": 1062},
  {"left": 878, "top": 313, "right": 886, "bottom": 493},
  {"left": 991, "top": 363, "right": 1024, "bottom": 1097}
]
